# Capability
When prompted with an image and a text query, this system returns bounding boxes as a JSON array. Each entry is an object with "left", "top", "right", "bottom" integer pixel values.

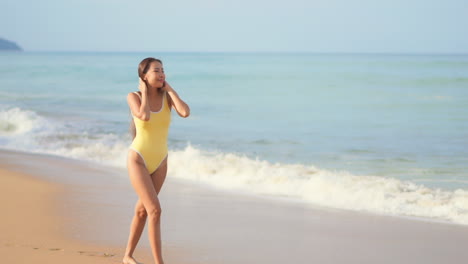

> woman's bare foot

[{"left": 123, "top": 255, "right": 140, "bottom": 264}]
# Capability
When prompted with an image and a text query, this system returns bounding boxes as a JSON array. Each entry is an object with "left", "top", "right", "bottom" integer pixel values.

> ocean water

[{"left": 1, "top": 51, "right": 468, "bottom": 224}]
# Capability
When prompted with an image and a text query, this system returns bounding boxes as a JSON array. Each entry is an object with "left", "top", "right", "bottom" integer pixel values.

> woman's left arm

[{"left": 164, "top": 81, "right": 190, "bottom": 118}]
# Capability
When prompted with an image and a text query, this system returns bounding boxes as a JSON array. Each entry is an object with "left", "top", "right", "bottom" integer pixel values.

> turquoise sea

[{"left": 1, "top": 52, "right": 468, "bottom": 224}]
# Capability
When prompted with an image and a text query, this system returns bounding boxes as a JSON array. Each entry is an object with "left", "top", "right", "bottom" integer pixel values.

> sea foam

[
  {"left": 168, "top": 145, "right": 468, "bottom": 225},
  {"left": 0, "top": 107, "right": 47, "bottom": 136},
  {"left": 2, "top": 107, "right": 468, "bottom": 225}
]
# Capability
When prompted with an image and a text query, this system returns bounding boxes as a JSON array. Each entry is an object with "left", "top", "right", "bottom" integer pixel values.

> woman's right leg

[
  {"left": 126, "top": 151, "right": 164, "bottom": 264},
  {"left": 123, "top": 199, "right": 147, "bottom": 264}
]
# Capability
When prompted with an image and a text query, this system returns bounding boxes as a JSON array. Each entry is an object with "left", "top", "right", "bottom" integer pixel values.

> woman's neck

[{"left": 147, "top": 87, "right": 161, "bottom": 97}]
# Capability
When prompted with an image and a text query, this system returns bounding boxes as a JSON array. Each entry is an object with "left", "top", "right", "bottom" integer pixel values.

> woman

[{"left": 123, "top": 57, "right": 190, "bottom": 264}]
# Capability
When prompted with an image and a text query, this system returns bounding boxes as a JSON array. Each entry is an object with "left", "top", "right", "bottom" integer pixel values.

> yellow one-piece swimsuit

[{"left": 129, "top": 91, "right": 171, "bottom": 174}]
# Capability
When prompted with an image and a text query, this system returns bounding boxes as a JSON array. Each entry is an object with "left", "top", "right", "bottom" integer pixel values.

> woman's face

[{"left": 144, "top": 61, "right": 165, "bottom": 88}]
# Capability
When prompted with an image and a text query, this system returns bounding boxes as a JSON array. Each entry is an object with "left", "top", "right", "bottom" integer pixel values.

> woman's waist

[
  {"left": 133, "top": 119, "right": 171, "bottom": 129},
  {"left": 130, "top": 139, "right": 168, "bottom": 150},
  {"left": 133, "top": 128, "right": 170, "bottom": 138},
  {"left": 131, "top": 134, "right": 168, "bottom": 143},
  {"left": 133, "top": 128, "right": 169, "bottom": 137}
]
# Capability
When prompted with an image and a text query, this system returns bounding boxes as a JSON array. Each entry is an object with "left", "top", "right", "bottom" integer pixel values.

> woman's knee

[
  {"left": 147, "top": 206, "right": 162, "bottom": 220},
  {"left": 135, "top": 207, "right": 147, "bottom": 219},
  {"left": 136, "top": 199, "right": 161, "bottom": 220},
  {"left": 134, "top": 199, "right": 147, "bottom": 218},
  {"left": 135, "top": 205, "right": 161, "bottom": 219}
]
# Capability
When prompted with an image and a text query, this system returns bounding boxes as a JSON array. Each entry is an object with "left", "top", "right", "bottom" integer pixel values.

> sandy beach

[
  {"left": 2, "top": 149, "right": 468, "bottom": 264},
  {"left": 0, "top": 164, "right": 126, "bottom": 264},
  {"left": 0, "top": 150, "right": 195, "bottom": 264}
]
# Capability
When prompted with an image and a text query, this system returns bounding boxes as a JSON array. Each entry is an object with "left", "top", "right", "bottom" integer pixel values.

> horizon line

[{"left": 9, "top": 50, "right": 468, "bottom": 56}]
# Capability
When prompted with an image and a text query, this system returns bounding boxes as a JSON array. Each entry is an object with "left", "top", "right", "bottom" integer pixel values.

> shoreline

[
  {"left": 3, "top": 148, "right": 468, "bottom": 263},
  {"left": 3, "top": 147, "right": 464, "bottom": 229}
]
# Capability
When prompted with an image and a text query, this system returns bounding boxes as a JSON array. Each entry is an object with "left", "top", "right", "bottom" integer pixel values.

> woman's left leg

[
  {"left": 147, "top": 156, "right": 168, "bottom": 261},
  {"left": 151, "top": 156, "right": 168, "bottom": 194}
]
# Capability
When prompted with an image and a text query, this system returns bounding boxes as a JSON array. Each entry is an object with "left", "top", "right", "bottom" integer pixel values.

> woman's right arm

[{"left": 127, "top": 79, "right": 151, "bottom": 121}]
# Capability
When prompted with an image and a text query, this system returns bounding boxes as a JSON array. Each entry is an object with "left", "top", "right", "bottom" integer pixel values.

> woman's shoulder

[
  {"left": 128, "top": 91, "right": 141, "bottom": 98},
  {"left": 127, "top": 91, "right": 142, "bottom": 105}
]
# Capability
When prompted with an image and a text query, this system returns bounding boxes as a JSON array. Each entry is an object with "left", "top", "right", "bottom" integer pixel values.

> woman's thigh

[
  {"left": 151, "top": 155, "right": 168, "bottom": 195},
  {"left": 127, "top": 150, "right": 161, "bottom": 212}
]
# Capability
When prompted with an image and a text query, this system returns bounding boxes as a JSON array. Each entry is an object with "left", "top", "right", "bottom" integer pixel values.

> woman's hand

[
  {"left": 163, "top": 81, "right": 190, "bottom": 118},
  {"left": 138, "top": 78, "right": 147, "bottom": 93},
  {"left": 162, "top": 81, "right": 173, "bottom": 92}
]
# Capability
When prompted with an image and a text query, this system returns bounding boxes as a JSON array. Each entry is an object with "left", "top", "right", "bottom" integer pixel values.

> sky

[{"left": 1, "top": 0, "right": 467, "bottom": 53}]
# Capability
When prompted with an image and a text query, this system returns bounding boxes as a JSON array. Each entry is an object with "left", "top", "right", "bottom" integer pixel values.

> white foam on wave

[
  {"left": 2, "top": 107, "right": 468, "bottom": 226},
  {"left": 0, "top": 107, "right": 129, "bottom": 167},
  {"left": 47, "top": 133, "right": 130, "bottom": 168},
  {"left": 168, "top": 145, "right": 468, "bottom": 225},
  {"left": 0, "top": 107, "right": 47, "bottom": 136}
]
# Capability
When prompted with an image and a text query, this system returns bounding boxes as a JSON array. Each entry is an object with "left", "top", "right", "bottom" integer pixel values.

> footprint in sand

[
  {"left": 48, "top": 248, "right": 64, "bottom": 251},
  {"left": 77, "top": 250, "right": 115, "bottom": 257},
  {"left": 3, "top": 242, "right": 115, "bottom": 258}
]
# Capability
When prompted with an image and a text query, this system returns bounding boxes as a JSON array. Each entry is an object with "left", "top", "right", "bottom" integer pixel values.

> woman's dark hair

[{"left": 129, "top": 57, "right": 164, "bottom": 140}]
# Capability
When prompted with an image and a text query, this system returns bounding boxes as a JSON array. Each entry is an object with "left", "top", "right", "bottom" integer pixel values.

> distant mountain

[{"left": 0, "top": 38, "right": 22, "bottom": 51}]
